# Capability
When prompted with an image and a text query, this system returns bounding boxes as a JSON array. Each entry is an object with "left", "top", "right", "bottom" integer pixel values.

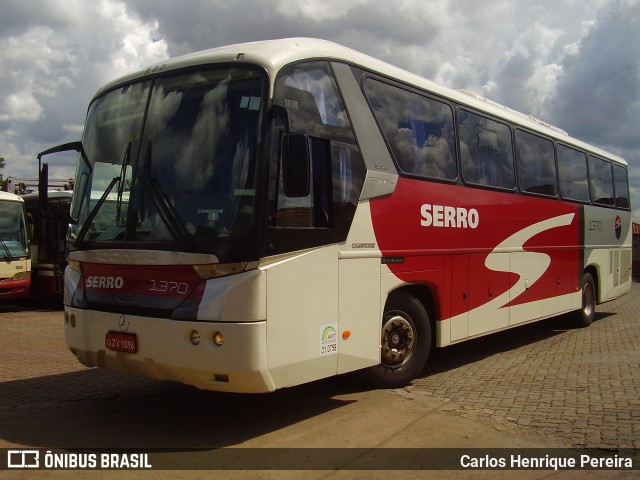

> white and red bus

[
  {"left": 0, "top": 191, "right": 31, "bottom": 301},
  {"left": 40, "top": 38, "right": 631, "bottom": 392}
]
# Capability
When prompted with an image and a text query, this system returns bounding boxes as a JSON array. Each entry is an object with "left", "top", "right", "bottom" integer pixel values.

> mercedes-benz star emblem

[{"left": 118, "top": 315, "right": 129, "bottom": 332}]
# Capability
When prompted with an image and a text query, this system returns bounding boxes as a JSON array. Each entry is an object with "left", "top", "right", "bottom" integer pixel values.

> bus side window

[
  {"left": 558, "top": 145, "right": 590, "bottom": 202},
  {"left": 612, "top": 164, "right": 630, "bottom": 209},
  {"left": 271, "top": 61, "right": 364, "bottom": 235},
  {"left": 271, "top": 87, "right": 331, "bottom": 229},
  {"left": 458, "top": 110, "right": 515, "bottom": 189},
  {"left": 515, "top": 129, "right": 557, "bottom": 196},
  {"left": 588, "top": 155, "right": 614, "bottom": 206},
  {"left": 363, "top": 78, "right": 457, "bottom": 181}
]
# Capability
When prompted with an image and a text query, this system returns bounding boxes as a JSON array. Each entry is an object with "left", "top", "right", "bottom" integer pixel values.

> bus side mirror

[{"left": 282, "top": 133, "right": 311, "bottom": 198}]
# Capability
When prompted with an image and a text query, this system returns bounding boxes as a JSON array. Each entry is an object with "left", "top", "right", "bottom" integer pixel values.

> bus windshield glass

[
  {"left": 0, "top": 200, "right": 29, "bottom": 259},
  {"left": 69, "top": 66, "right": 266, "bottom": 253}
]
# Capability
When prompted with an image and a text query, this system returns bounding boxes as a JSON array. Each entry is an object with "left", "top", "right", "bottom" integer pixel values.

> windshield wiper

[
  {"left": 139, "top": 141, "right": 194, "bottom": 250},
  {"left": 0, "top": 240, "right": 13, "bottom": 261},
  {"left": 116, "top": 142, "right": 131, "bottom": 224},
  {"left": 75, "top": 143, "right": 132, "bottom": 245},
  {"left": 74, "top": 176, "right": 120, "bottom": 246}
]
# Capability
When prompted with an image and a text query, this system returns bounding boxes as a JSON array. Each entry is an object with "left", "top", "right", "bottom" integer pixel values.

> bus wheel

[
  {"left": 364, "top": 291, "right": 431, "bottom": 388},
  {"left": 574, "top": 272, "right": 596, "bottom": 328}
]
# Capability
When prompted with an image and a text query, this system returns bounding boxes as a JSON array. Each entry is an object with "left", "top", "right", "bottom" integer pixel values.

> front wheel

[
  {"left": 363, "top": 291, "right": 431, "bottom": 388},
  {"left": 573, "top": 272, "right": 596, "bottom": 327}
]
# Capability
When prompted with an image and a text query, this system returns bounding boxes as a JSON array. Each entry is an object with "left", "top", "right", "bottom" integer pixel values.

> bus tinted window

[
  {"left": 588, "top": 156, "right": 614, "bottom": 206},
  {"left": 363, "top": 79, "right": 456, "bottom": 181},
  {"left": 458, "top": 110, "right": 515, "bottom": 189},
  {"left": 515, "top": 130, "right": 557, "bottom": 196},
  {"left": 613, "top": 164, "right": 630, "bottom": 209},
  {"left": 272, "top": 61, "right": 365, "bottom": 237},
  {"left": 281, "top": 62, "right": 350, "bottom": 131},
  {"left": 557, "top": 145, "right": 589, "bottom": 202}
]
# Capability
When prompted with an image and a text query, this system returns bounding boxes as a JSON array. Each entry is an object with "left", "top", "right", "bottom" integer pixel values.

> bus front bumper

[
  {"left": 64, "top": 307, "right": 275, "bottom": 393},
  {"left": 0, "top": 278, "right": 30, "bottom": 300}
]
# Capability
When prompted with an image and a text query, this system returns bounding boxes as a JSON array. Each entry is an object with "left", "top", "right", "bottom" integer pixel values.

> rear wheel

[
  {"left": 573, "top": 272, "right": 596, "bottom": 327},
  {"left": 363, "top": 291, "right": 431, "bottom": 388}
]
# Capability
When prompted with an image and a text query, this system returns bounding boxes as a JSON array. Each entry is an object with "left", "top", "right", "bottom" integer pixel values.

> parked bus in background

[
  {"left": 21, "top": 190, "right": 72, "bottom": 304},
  {"left": 38, "top": 38, "right": 631, "bottom": 393},
  {"left": 0, "top": 191, "right": 31, "bottom": 301},
  {"left": 2, "top": 176, "right": 74, "bottom": 195}
]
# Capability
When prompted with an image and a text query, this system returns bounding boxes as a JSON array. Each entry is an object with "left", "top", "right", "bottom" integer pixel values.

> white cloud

[
  {"left": 489, "top": 22, "right": 565, "bottom": 119},
  {"left": 0, "top": 0, "right": 638, "bottom": 222},
  {"left": 93, "top": 0, "right": 168, "bottom": 82},
  {"left": 275, "top": 0, "right": 369, "bottom": 20},
  {"left": 0, "top": 0, "right": 169, "bottom": 180},
  {"left": 0, "top": 91, "right": 45, "bottom": 123}
]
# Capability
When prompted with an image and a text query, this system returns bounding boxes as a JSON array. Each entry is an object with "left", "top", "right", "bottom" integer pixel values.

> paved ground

[
  {"left": 0, "top": 281, "right": 639, "bottom": 479},
  {"left": 409, "top": 281, "right": 640, "bottom": 449}
]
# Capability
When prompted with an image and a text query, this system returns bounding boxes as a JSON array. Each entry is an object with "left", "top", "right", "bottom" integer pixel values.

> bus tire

[
  {"left": 363, "top": 291, "right": 431, "bottom": 388},
  {"left": 573, "top": 272, "right": 596, "bottom": 328}
]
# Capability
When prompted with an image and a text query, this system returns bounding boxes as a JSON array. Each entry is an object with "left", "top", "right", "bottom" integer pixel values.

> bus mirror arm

[
  {"left": 37, "top": 141, "right": 92, "bottom": 175},
  {"left": 269, "top": 104, "right": 290, "bottom": 132},
  {"left": 36, "top": 141, "right": 91, "bottom": 224}
]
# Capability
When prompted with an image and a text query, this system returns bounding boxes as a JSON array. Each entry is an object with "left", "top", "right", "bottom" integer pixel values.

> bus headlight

[
  {"left": 213, "top": 331, "right": 224, "bottom": 347},
  {"left": 67, "top": 259, "right": 82, "bottom": 273},
  {"left": 189, "top": 330, "right": 201, "bottom": 346},
  {"left": 12, "top": 271, "right": 31, "bottom": 281},
  {"left": 193, "top": 261, "right": 258, "bottom": 279}
]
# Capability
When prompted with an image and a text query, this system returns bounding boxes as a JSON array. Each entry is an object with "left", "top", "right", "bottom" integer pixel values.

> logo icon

[
  {"left": 118, "top": 315, "right": 129, "bottom": 332},
  {"left": 320, "top": 324, "right": 338, "bottom": 356},
  {"left": 615, "top": 215, "right": 622, "bottom": 240},
  {"left": 7, "top": 450, "right": 39, "bottom": 469}
]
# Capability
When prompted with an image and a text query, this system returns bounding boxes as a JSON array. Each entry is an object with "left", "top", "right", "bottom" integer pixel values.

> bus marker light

[
  {"left": 190, "top": 330, "right": 201, "bottom": 346},
  {"left": 213, "top": 332, "right": 224, "bottom": 347},
  {"left": 342, "top": 330, "right": 351, "bottom": 340}
]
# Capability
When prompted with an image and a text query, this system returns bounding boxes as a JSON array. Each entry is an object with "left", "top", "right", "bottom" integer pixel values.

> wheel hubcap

[{"left": 381, "top": 314, "right": 415, "bottom": 367}]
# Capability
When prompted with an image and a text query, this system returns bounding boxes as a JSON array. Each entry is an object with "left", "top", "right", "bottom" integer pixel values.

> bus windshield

[
  {"left": 69, "top": 66, "right": 266, "bottom": 255},
  {"left": 0, "top": 199, "right": 29, "bottom": 260}
]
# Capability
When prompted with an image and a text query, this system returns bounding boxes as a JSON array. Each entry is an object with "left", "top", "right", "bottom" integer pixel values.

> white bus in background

[
  {"left": 38, "top": 38, "right": 631, "bottom": 392},
  {"left": 3, "top": 177, "right": 74, "bottom": 195},
  {"left": 0, "top": 191, "right": 31, "bottom": 301}
]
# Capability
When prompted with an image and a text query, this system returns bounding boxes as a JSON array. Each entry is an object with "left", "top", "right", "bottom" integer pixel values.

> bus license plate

[{"left": 106, "top": 331, "right": 137, "bottom": 353}]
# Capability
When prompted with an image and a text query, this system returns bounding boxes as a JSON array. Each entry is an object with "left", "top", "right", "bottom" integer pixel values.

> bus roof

[
  {"left": 21, "top": 190, "right": 73, "bottom": 202},
  {"left": 0, "top": 191, "right": 24, "bottom": 203},
  {"left": 95, "top": 37, "right": 626, "bottom": 167}
]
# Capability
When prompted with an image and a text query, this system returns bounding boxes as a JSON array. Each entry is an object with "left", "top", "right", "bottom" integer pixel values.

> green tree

[{"left": 0, "top": 157, "right": 5, "bottom": 190}]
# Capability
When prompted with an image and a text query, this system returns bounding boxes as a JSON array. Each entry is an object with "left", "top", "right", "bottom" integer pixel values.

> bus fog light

[
  {"left": 213, "top": 331, "right": 224, "bottom": 347},
  {"left": 190, "top": 330, "right": 201, "bottom": 346}
]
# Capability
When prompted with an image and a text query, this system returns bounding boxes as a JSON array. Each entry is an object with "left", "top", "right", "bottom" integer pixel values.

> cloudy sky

[{"left": 1, "top": 0, "right": 639, "bottom": 218}]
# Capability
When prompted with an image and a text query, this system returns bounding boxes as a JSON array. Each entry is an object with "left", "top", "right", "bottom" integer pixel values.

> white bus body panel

[
  {"left": 583, "top": 206, "right": 632, "bottom": 303},
  {"left": 337, "top": 200, "right": 383, "bottom": 374},
  {"left": 65, "top": 309, "right": 274, "bottom": 393}
]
